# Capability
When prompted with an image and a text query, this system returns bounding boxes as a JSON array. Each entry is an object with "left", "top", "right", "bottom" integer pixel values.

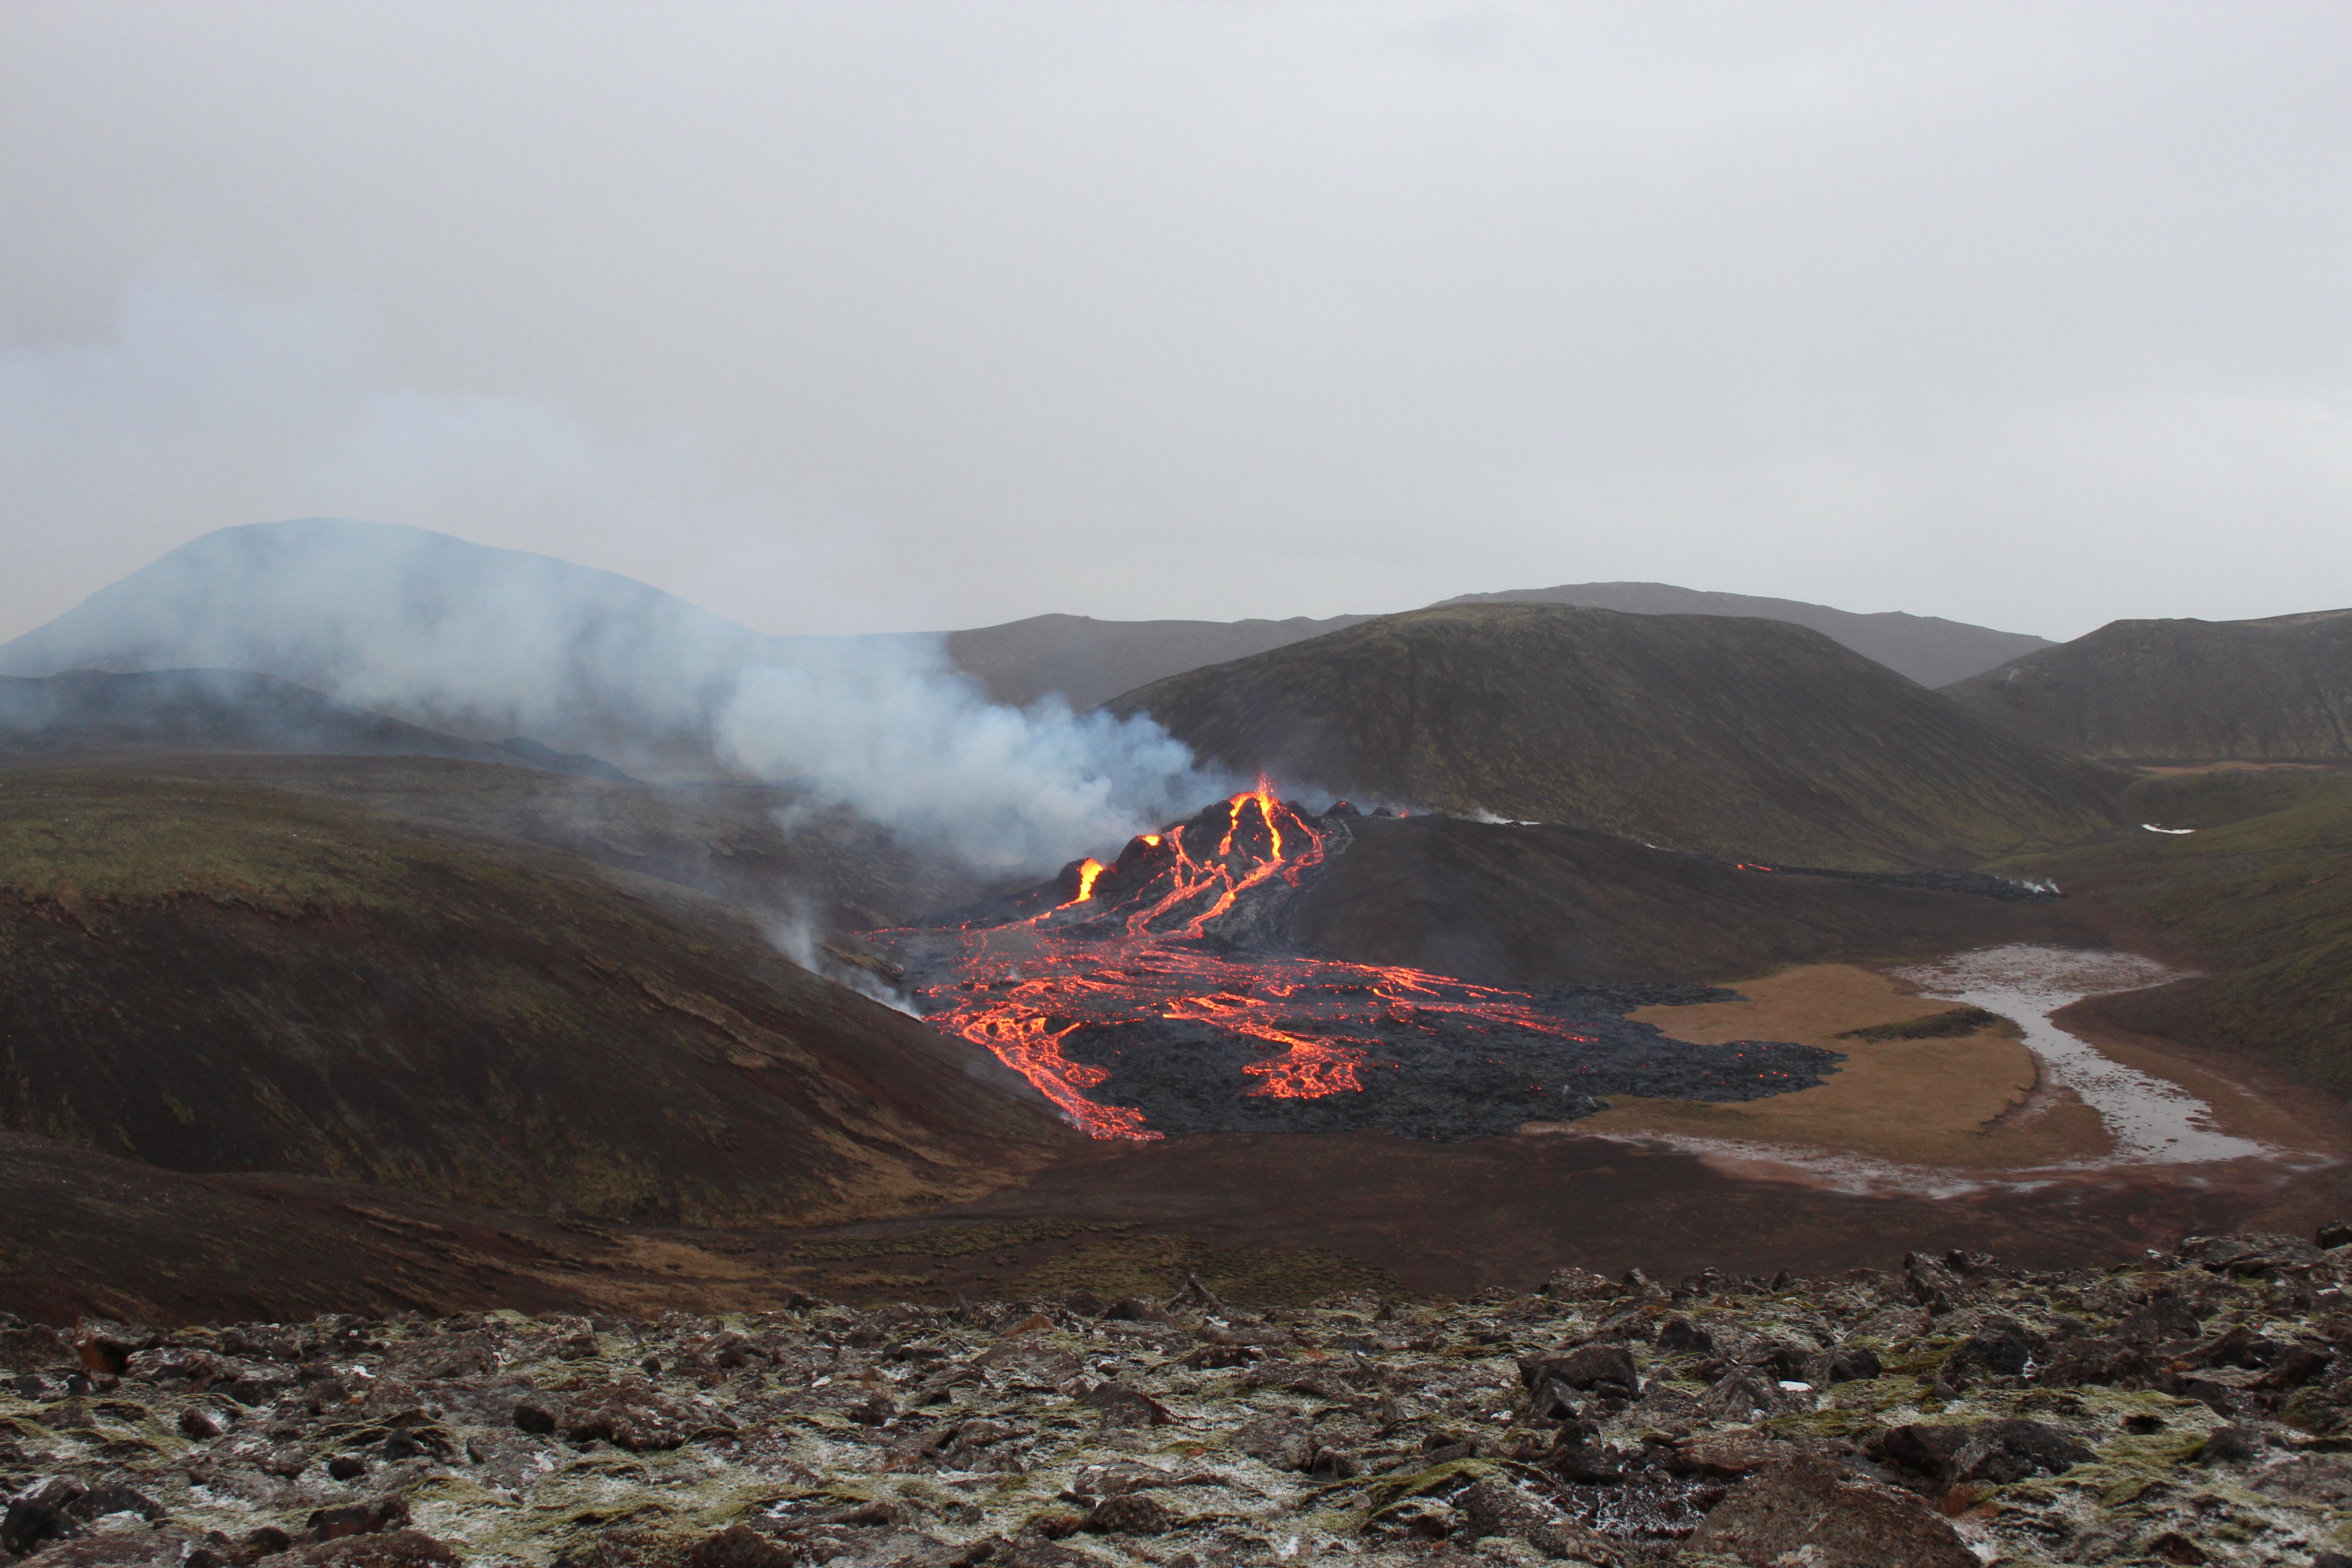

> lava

[{"left": 875, "top": 783, "right": 1818, "bottom": 1143}]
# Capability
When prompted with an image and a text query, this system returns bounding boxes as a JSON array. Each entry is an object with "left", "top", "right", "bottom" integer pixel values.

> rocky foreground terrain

[{"left": 6, "top": 1231, "right": 2352, "bottom": 1568}]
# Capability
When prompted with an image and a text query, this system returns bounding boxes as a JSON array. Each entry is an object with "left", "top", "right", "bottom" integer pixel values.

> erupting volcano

[{"left": 872, "top": 785, "right": 1843, "bottom": 1141}]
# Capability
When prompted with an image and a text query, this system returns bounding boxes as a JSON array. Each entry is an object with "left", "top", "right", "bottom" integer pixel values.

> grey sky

[{"left": 3, "top": 1, "right": 2349, "bottom": 644}]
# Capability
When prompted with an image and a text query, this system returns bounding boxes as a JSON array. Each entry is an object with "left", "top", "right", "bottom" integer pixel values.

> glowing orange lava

[{"left": 898, "top": 783, "right": 1607, "bottom": 1140}]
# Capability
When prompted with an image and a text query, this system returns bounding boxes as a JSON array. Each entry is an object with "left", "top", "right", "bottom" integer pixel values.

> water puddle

[{"left": 1893, "top": 944, "right": 2271, "bottom": 1166}]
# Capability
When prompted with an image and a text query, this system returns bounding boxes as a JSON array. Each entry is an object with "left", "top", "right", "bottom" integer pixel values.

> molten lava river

[{"left": 870, "top": 787, "right": 1840, "bottom": 1142}]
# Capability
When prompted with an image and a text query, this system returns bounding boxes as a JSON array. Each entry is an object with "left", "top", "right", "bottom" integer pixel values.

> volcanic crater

[{"left": 873, "top": 787, "right": 1848, "bottom": 1141}]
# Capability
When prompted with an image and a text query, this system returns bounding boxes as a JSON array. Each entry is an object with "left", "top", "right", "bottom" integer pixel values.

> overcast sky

[{"left": 3, "top": 1, "right": 2349, "bottom": 643}]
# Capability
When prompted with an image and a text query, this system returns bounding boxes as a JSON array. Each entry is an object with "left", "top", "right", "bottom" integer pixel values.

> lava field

[{"left": 873, "top": 788, "right": 1842, "bottom": 1141}]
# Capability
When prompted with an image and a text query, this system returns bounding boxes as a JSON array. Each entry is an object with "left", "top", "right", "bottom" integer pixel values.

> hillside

[
  {"left": 0, "top": 765, "right": 1070, "bottom": 1225},
  {"left": 945, "top": 611, "right": 1369, "bottom": 710},
  {"left": 130, "top": 752, "right": 1004, "bottom": 931},
  {"left": 1440, "top": 580, "right": 2052, "bottom": 687},
  {"left": 1287, "top": 814, "right": 2094, "bottom": 986},
  {"left": 2004, "top": 766, "right": 2352, "bottom": 1091},
  {"left": 1108, "top": 603, "right": 2121, "bottom": 869},
  {"left": 0, "top": 667, "right": 628, "bottom": 775},
  {"left": 1943, "top": 609, "right": 2352, "bottom": 760}
]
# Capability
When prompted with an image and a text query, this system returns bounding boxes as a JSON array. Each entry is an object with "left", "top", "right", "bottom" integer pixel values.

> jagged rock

[
  {"left": 0, "top": 1319, "right": 75, "bottom": 1373},
  {"left": 2319, "top": 1220, "right": 2352, "bottom": 1250},
  {"left": 306, "top": 1496, "right": 408, "bottom": 1542},
  {"left": 1697, "top": 1369, "right": 1778, "bottom": 1422},
  {"left": 17, "top": 1528, "right": 198, "bottom": 1568},
  {"left": 1686, "top": 1454, "right": 1977, "bottom": 1567},
  {"left": 559, "top": 1379, "right": 732, "bottom": 1450},
  {"left": 1538, "top": 1267, "right": 1619, "bottom": 1302},
  {"left": 1454, "top": 1478, "right": 1620, "bottom": 1563},
  {"left": 1080, "top": 1381, "right": 1172, "bottom": 1426},
  {"left": 1656, "top": 1317, "right": 1714, "bottom": 1357},
  {"left": 1939, "top": 1315, "right": 2041, "bottom": 1387},
  {"left": 280, "top": 1530, "right": 461, "bottom": 1568},
  {"left": 1825, "top": 1345, "right": 1881, "bottom": 1383},
  {"left": 2180, "top": 1232, "right": 2326, "bottom": 1276},
  {"left": 1902, "top": 1252, "right": 1968, "bottom": 1314},
  {"left": 685, "top": 1525, "right": 796, "bottom": 1568},
  {"left": 1520, "top": 1342, "right": 1639, "bottom": 1399},
  {"left": 2197, "top": 1424, "right": 2268, "bottom": 1465},
  {"left": 1083, "top": 1494, "right": 1175, "bottom": 1535}
]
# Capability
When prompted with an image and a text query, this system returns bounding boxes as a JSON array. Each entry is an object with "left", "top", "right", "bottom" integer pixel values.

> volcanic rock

[{"left": 1685, "top": 1454, "right": 1977, "bottom": 1567}]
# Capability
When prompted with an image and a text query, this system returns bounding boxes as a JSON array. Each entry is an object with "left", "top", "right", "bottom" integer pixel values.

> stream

[{"left": 1893, "top": 944, "right": 2272, "bottom": 1166}]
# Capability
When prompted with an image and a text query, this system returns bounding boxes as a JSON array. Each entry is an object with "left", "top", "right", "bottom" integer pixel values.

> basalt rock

[
  {"left": 1686, "top": 1454, "right": 1977, "bottom": 1568},
  {"left": 0, "top": 1237, "right": 2346, "bottom": 1566}
]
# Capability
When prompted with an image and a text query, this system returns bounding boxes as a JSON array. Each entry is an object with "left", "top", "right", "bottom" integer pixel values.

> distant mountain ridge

[
  {"left": 1943, "top": 609, "right": 2352, "bottom": 761},
  {"left": 943, "top": 583, "right": 2051, "bottom": 708},
  {"left": 1107, "top": 602, "right": 2121, "bottom": 870},
  {"left": 5, "top": 522, "right": 2057, "bottom": 749},
  {"left": 945, "top": 612, "right": 1372, "bottom": 711}
]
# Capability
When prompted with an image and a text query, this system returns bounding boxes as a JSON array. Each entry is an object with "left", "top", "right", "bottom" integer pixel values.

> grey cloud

[{"left": 2, "top": 2, "right": 2350, "bottom": 642}]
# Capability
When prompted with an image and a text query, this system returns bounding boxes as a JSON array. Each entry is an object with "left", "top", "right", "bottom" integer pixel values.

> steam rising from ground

[
  {"left": 0, "top": 516, "right": 1227, "bottom": 873},
  {"left": 719, "top": 641, "right": 1216, "bottom": 872}
]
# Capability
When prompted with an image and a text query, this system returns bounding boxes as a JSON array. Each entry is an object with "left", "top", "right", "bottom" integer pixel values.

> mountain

[
  {"left": 0, "top": 764, "right": 1070, "bottom": 1225},
  {"left": 945, "top": 611, "right": 1370, "bottom": 710},
  {"left": 1106, "top": 603, "right": 2121, "bottom": 869},
  {"left": 1942, "top": 609, "right": 2352, "bottom": 761},
  {"left": 0, "top": 518, "right": 780, "bottom": 761},
  {"left": 1437, "top": 582, "right": 2052, "bottom": 688}
]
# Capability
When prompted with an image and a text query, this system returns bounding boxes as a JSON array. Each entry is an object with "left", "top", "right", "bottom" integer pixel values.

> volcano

[{"left": 873, "top": 785, "right": 1845, "bottom": 1141}]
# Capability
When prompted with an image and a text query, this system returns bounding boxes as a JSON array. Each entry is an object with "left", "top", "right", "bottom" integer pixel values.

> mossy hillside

[
  {"left": 1943, "top": 609, "right": 2352, "bottom": 762},
  {"left": 0, "top": 771, "right": 1069, "bottom": 1226},
  {"left": 21, "top": 752, "right": 996, "bottom": 928},
  {"left": 1110, "top": 603, "right": 2121, "bottom": 870},
  {"left": 2002, "top": 768, "right": 2352, "bottom": 1089}
]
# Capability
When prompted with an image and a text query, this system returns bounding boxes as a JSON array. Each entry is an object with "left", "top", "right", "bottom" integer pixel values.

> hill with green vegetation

[
  {"left": 1943, "top": 609, "right": 2352, "bottom": 761},
  {"left": 1438, "top": 580, "right": 2051, "bottom": 687},
  {"left": 137, "top": 752, "right": 1004, "bottom": 932},
  {"left": 1108, "top": 603, "right": 2122, "bottom": 869},
  {"left": 2003, "top": 766, "right": 2352, "bottom": 1091},
  {"left": 0, "top": 764, "right": 1070, "bottom": 1226}
]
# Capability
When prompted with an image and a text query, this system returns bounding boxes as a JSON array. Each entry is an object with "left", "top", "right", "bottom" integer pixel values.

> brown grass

[{"left": 1575, "top": 963, "right": 2114, "bottom": 1168}]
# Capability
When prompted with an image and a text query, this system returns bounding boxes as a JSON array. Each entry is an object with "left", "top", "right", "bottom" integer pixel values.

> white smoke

[
  {"left": 2, "top": 515, "right": 1225, "bottom": 872},
  {"left": 764, "top": 904, "right": 919, "bottom": 1015},
  {"left": 719, "top": 638, "right": 1219, "bottom": 872},
  {"left": 0, "top": 262, "right": 1226, "bottom": 874}
]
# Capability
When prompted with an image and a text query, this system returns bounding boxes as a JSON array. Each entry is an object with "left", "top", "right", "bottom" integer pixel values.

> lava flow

[{"left": 872, "top": 785, "right": 1844, "bottom": 1143}]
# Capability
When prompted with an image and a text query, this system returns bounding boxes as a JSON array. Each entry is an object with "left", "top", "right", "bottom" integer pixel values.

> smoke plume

[{"left": 0, "top": 515, "right": 1225, "bottom": 872}]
